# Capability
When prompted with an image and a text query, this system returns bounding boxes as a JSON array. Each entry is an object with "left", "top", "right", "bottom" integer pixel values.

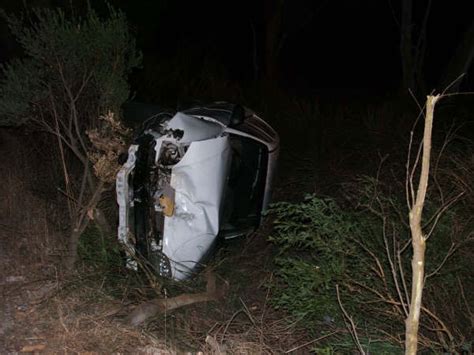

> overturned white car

[{"left": 116, "top": 102, "right": 279, "bottom": 280}]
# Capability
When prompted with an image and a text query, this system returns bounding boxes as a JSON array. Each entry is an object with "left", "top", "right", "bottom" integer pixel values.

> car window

[{"left": 221, "top": 135, "right": 268, "bottom": 234}]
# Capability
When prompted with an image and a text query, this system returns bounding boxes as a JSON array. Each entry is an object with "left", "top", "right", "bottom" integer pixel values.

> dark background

[{"left": 1, "top": 0, "right": 473, "bottom": 99}]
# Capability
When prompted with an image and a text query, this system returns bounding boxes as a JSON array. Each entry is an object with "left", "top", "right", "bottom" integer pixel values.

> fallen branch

[{"left": 127, "top": 271, "right": 228, "bottom": 326}]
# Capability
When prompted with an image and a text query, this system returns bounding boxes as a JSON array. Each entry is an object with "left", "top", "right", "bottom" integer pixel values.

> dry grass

[
  {"left": 201, "top": 304, "right": 309, "bottom": 354},
  {"left": 0, "top": 130, "right": 61, "bottom": 279},
  {"left": 165, "top": 223, "right": 312, "bottom": 354},
  {"left": 138, "top": 287, "right": 311, "bottom": 354},
  {"left": 0, "top": 130, "right": 60, "bottom": 352},
  {"left": 2, "top": 272, "right": 176, "bottom": 353},
  {"left": 32, "top": 284, "right": 172, "bottom": 353},
  {"left": 0, "top": 130, "right": 172, "bottom": 353}
]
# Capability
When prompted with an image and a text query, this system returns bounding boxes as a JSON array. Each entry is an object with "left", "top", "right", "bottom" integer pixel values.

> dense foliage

[
  {"left": 0, "top": 5, "right": 141, "bottom": 126},
  {"left": 0, "top": 5, "right": 142, "bottom": 270},
  {"left": 269, "top": 167, "right": 474, "bottom": 353}
]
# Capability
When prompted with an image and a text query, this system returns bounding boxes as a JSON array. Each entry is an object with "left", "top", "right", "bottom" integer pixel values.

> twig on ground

[
  {"left": 336, "top": 284, "right": 366, "bottom": 354},
  {"left": 284, "top": 331, "right": 338, "bottom": 353}
]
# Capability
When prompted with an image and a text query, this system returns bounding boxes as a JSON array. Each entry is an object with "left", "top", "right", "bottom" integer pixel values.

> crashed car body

[{"left": 116, "top": 102, "right": 279, "bottom": 280}]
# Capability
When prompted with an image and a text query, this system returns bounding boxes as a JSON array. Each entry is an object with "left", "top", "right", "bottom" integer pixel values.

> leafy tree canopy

[{"left": 0, "top": 5, "right": 142, "bottom": 127}]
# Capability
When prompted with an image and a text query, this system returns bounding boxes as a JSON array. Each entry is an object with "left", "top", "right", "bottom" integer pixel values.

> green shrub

[
  {"left": 269, "top": 170, "right": 473, "bottom": 352},
  {"left": 0, "top": 5, "right": 142, "bottom": 269},
  {"left": 269, "top": 196, "right": 361, "bottom": 322},
  {"left": 0, "top": 5, "right": 142, "bottom": 126}
]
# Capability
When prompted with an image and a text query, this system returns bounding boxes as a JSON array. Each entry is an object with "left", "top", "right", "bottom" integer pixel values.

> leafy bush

[
  {"left": 269, "top": 197, "right": 361, "bottom": 322},
  {"left": 0, "top": 5, "right": 141, "bottom": 126},
  {"left": 0, "top": 5, "right": 141, "bottom": 270},
  {"left": 269, "top": 166, "right": 474, "bottom": 352}
]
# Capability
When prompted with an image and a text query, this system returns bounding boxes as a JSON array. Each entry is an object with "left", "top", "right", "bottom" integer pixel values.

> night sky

[{"left": 0, "top": 0, "right": 473, "bottom": 97}]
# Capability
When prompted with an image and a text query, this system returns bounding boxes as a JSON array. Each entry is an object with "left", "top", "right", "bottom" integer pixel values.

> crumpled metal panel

[
  {"left": 116, "top": 112, "right": 231, "bottom": 280},
  {"left": 166, "top": 112, "right": 224, "bottom": 143},
  {"left": 163, "top": 135, "right": 231, "bottom": 279},
  {"left": 116, "top": 144, "right": 139, "bottom": 270}
]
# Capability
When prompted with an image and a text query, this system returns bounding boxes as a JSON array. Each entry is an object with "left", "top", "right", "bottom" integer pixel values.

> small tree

[
  {"left": 0, "top": 5, "right": 141, "bottom": 270},
  {"left": 405, "top": 95, "right": 439, "bottom": 353}
]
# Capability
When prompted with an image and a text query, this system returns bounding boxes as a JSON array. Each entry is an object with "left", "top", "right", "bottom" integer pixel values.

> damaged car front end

[{"left": 116, "top": 102, "right": 279, "bottom": 280}]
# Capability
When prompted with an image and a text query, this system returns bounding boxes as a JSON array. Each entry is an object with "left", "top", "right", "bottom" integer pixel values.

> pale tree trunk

[{"left": 405, "top": 95, "right": 440, "bottom": 354}]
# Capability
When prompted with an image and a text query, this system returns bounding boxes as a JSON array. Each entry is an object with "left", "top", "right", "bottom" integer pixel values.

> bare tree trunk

[
  {"left": 65, "top": 228, "right": 85, "bottom": 271},
  {"left": 400, "top": 0, "right": 415, "bottom": 91},
  {"left": 264, "top": 0, "right": 284, "bottom": 85},
  {"left": 439, "top": 19, "right": 474, "bottom": 93},
  {"left": 64, "top": 181, "right": 106, "bottom": 271},
  {"left": 405, "top": 95, "right": 440, "bottom": 354},
  {"left": 399, "top": 0, "right": 432, "bottom": 95}
]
